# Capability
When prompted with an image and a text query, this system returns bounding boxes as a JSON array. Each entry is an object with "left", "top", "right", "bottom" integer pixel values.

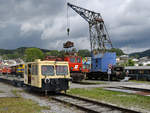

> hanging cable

[{"left": 67, "top": 2, "right": 70, "bottom": 37}]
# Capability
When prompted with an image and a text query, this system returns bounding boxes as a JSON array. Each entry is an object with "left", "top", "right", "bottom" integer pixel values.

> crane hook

[{"left": 67, "top": 28, "right": 70, "bottom": 36}]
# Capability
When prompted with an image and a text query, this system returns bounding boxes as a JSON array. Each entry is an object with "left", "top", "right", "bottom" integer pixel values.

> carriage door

[
  {"left": 28, "top": 64, "right": 32, "bottom": 84},
  {"left": 31, "top": 64, "right": 39, "bottom": 87}
]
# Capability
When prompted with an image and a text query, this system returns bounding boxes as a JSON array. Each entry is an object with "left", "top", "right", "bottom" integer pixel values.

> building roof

[{"left": 125, "top": 66, "right": 150, "bottom": 70}]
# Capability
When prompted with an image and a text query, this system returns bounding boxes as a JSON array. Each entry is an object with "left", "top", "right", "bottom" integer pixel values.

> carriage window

[
  {"left": 86, "top": 65, "right": 90, "bottom": 69},
  {"left": 144, "top": 70, "right": 149, "bottom": 74},
  {"left": 41, "top": 65, "right": 54, "bottom": 76},
  {"left": 83, "top": 65, "right": 86, "bottom": 69},
  {"left": 70, "top": 58, "right": 75, "bottom": 63},
  {"left": 25, "top": 65, "right": 27, "bottom": 75},
  {"left": 56, "top": 65, "right": 68, "bottom": 75},
  {"left": 32, "top": 65, "right": 38, "bottom": 75},
  {"left": 32, "top": 65, "right": 34, "bottom": 75},
  {"left": 35, "top": 65, "right": 38, "bottom": 75},
  {"left": 77, "top": 58, "right": 81, "bottom": 63}
]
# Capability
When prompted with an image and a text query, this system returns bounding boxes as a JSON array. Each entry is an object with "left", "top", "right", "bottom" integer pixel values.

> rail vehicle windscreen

[
  {"left": 83, "top": 64, "right": 90, "bottom": 69},
  {"left": 56, "top": 65, "right": 68, "bottom": 75},
  {"left": 41, "top": 65, "right": 54, "bottom": 76},
  {"left": 25, "top": 65, "right": 27, "bottom": 74},
  {"left": 77, "top": 58, "right": 81, "bottom": 63},
  {"left": 70, "top": 58, "right": 75, "bottom": 63}
]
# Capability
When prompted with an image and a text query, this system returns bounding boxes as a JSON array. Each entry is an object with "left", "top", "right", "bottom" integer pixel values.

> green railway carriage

[{"left": 24, "top": 59, "right": 71, "bottom": 92}]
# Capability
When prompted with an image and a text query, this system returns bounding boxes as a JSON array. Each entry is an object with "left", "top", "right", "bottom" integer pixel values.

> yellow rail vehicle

[
  {"left": 24, "top": 59, "right": 71, "bottom": 92},
  {"left": 16, "top": 64, "right": 25, "bottom": 77}
]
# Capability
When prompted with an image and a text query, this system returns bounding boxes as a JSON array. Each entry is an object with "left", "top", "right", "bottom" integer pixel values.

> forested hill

[
  {"left": 129, "top": 49, "right": 150, "bottom": 58},
  {"left": 0, "top": 47, "right": 50, "bottom": 55},
  {"left": 0, "top": 47, "right": 124, "bottom": 60},
  {"left": 0, "top": 47, "right": 51, "bottom": 59}
]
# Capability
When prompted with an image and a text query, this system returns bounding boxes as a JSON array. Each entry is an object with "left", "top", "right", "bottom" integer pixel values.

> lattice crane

[{"left": 67, "top": 2, "right": 113, "bottom": 54}]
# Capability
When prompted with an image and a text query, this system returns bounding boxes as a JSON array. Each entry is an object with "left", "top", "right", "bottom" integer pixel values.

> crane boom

[
  {"left": 67, "top": 2, "right": 101, "bottom": 24},
  {"left": 67, "top": 2, "right": 113, "bottom": 54}
]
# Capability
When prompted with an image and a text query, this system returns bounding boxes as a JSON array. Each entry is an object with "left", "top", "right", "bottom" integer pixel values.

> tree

[
  {"left": 47, "top": 50, "right": 59, "bottom": 56},
  {"left": 139, "top": 64, "right": 143, "bottom": 66},
  {"left": 25, "top": 48, "right": 44, "bottom": 62},
  {"left": 128, "top": 59, "right": 135, "bottom": 66},
  {"left": 59, "top": 50, "right": 65, "bottom": 57},
  {"left": 78, "top": 49, "right": 91, "bottom": 57},
  {"left": 108, "top": 48, "right": 124, "bottom": 56}
]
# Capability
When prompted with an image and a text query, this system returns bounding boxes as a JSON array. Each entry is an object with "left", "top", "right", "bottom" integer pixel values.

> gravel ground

[
  {"left": 0, "top": 82, "right": 85, "bottom": 113},
  {"left": 0, "top": 80, "right": 149, "bottom": 113},
  {"left": 20, "top": 92, "right": 85, "bottom": 113},
  {"left": 0, "top": 82, "right": 20, "bottom": 93}
]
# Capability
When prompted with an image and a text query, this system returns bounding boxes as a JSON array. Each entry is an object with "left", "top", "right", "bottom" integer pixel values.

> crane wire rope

[{"left": 67, "top": 1, "right": 70, "bottom": 37}]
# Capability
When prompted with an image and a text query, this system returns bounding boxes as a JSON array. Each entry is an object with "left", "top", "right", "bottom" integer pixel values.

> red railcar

[
  {"left": 1, "top": 67, "right": 12, "bottom": 74},
  {"left": 2, "top": 67, "right": 7, "bottom": 74},
  {"left": 45, "top": 56, "right": 85, "bottom": 81},
  {"left": 64, "top": 56, "right": 82, "bottom": 72},
  {"left": 82, "top": 64, "right": 90, "bottom": 73}
]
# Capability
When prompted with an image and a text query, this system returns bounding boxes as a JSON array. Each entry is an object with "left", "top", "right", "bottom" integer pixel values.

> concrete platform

[
  {"left": 121, "top": 84, "right": 150, "bottom": 91},
  {"left": 0, "top": 75, "right": 24, "bottom": 87},
  {"left": 0, "top": 93, "right": 18, "bottom": 98},
  {"left": 0, "top": 75, "right": 24, "bottom": 81},
  {"left": 104, "top": 87, "right": 150, "bottom": 96}
]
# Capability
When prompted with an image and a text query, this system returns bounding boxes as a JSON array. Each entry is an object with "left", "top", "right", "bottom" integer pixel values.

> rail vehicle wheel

[{"left": 12, "top": 81, "right": 17, "bottom": 86}]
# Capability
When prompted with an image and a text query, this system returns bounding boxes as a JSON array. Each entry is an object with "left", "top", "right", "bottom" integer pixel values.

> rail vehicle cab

[
  {"left": 82, "top": 64, "right": 90, "bottom": 73},
  {"left": 64, "top": 56, "right": 82, "bottom": 72},
  {"left": 16, "top": 64, "right": 25, "bottom": 77},
  {"left": 64, "top": 56, "right": 85, "bottom": 81},
  {"left": 24, "top": 59, "right": 71, "bottom": 92}
]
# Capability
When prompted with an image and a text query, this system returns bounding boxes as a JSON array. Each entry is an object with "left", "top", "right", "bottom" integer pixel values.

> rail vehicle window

[
  {"left": 32, "top": 65, "right": 38, "bottom": 75},
  {"left": 139, "top": 70, "right": 144, "bottom": 74},
  {"left": 77, "top": 58, "right": 81, "bottom": 63},
  {"left": 144, "top": 70, "right": 149, "bottom": 74},
  {"left": 115, "top": 67, "right": 123, "bottom": 71},
  {"left": 87, "top": 64, "right": 90, "bottom": 69},
  {"left": 41, "top": 65, "right": 54, "bottom": 76},
  {"left": 70, "top": 58, "right": 75, "bottom": 63},
  {"left": 83, "top": 65, "right": 86, "bottom": 69},
  {"left": 35, "top": 65, "right": 38, "bottom": 75},
  {"left": 56, "top": 65, "right": 68, "bottom": 75},
  {"left": 25, "top": 65, "right": 27, "bottom": 75},
  {"left": 83, "top": 64, "right": 89, "bottom": 69},
  {"left": 32, "top": 65, "right": 34, "bottom": 75}
]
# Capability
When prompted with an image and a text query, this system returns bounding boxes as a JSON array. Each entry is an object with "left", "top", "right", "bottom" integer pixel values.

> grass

[
  {"left": 0, "top": 91, "right": 4, "bottom": 93},
  {"left": 75, "top": 80, "right": 106, "bottom": 85},
  {"left": 130, "top": 80, "right": 150, "bottom": 84},
  {"left": 11, "top": 89, "right": 24, "bottom": 97},
  {"left": 0, "top": 97, "right": 50, "bottom": 113},
  {"left": 68, "top": 88, "right": 150, "bottom": 111}
]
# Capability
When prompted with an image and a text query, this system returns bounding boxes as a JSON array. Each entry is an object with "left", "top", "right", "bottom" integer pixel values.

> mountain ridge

[{"left": 129, "top": 49, "right": 150, "bottom": 58}]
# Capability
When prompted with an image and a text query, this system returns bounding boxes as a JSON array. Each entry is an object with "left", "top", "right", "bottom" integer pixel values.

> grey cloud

[{"left": 0, "top": 0, "right": 150, "bottom": 54}]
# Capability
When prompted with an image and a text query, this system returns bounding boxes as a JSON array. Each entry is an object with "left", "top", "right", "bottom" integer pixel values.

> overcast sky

[{"left": 0, "top": 0, "right": 150, "bottom": 54}]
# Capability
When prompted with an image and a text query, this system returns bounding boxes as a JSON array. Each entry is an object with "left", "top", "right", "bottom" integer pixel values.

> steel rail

[{"left": 52, "top": 93, "right": 140, "bottom": 113}]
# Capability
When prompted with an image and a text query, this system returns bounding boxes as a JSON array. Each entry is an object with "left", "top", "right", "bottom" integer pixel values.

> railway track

[
  {"left": 51, "top": 94, "right": 140, "bottom": 113},
  {"left": 0, "top": 77, "right": 143, "bottom": 112}
]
